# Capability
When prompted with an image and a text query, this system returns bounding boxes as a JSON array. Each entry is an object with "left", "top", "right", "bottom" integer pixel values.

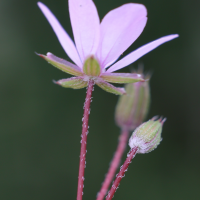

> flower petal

[
  {"left": 95, "top": 79, "right": 126, "bottom": 95},
  {"left": 107, "top": 34, "right": 179, "bottom": 73},
  {"left": 37, "top": 2, "right": 82, "bottom": 67},
  {"left": 69, "top": 0, "right": 100, "bottom": 63},
  {"left": 56, "top": 77, "right": 88, "bottom": 89},
  {"left": 38, "top": 52, "right": 83, "bottom": 76},
  {"left": 96, "top": 3, "right": 147, "bottom": 69},
  {"left": 100, "top": 72, "right": 144, "bottom": 84}
]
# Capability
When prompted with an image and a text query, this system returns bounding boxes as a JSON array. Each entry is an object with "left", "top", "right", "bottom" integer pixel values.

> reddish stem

[
  {"left": 105, "top": 147, "right": 138, "bottom": 200},
  {"left": 77, "top": 80, "right": 94, "bottom": 200},
  {"left": 97, "top": 129, "right": 130, "bottom": 200}
]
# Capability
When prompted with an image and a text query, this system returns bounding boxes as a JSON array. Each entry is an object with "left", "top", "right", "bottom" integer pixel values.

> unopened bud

[
  {"left": 115, "top": 74, "right": 150, "bottom": 131},
  {"left": 128, "top": 117, "right": 166, "bottom": 153}
]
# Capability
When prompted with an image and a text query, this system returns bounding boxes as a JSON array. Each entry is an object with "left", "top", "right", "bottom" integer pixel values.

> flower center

[{"left": 83, "top": 56, "right": 101, "bottom": 77}]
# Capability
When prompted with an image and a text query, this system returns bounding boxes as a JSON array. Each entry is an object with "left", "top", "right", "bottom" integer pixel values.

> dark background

[{"left": 0, "top": 0, "right": 200, "bottom": 199}]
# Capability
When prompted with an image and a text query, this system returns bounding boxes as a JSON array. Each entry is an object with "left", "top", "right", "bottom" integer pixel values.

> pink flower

[{"left": 37, "top": 0, "right": 178, "bottom": 95}]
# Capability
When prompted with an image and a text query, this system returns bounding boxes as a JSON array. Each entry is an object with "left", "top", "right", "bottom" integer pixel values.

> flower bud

[
  {"left": 115, "top": 73, "right": 150, "bottom": 131},
  {"left": 129, "top": 117, "right": 166, "bottom": 154}
]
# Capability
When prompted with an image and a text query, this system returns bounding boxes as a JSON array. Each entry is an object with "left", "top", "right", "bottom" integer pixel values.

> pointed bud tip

[
  {"left": 151, "top": 116, "right": 159, "bottom": 121},
  {"left": 160, "top": 117, "right": 167, "bottom": 125},
  {"left": 130, "top": 68, "right": 149, "bottom": 83},
  {"left": 152, "top": 116, "right": 166, "bottom": 124},
  {"left": 144, "top": 72, "right": 152, "bottom": 81}
]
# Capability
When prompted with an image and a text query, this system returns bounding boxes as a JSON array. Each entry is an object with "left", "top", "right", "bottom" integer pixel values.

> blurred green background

[{"left": 0, "top": 0, "right": 199, "bottom": 199}]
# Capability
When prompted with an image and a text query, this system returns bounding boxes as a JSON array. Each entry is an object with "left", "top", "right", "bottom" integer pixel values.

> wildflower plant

[{"left": 36, "top": 0, "right": 178, "bottom": 200}]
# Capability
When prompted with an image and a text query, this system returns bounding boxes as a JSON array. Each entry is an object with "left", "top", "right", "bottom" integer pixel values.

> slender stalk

[
  {"left": 97, "top": 129, "right": 130, "bottom": 200},
  {"left": 105, "top": 147, "right": 138, "bottom": 200},
  {"left": 77, "top": 80, "right": 94, "bottom": 200}
]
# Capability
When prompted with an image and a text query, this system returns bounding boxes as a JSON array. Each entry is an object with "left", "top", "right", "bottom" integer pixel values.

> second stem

[
  {"left": 106, "top": 147, "right": 138, "bottom": 200},
  {"left": 97, "top": 129, "right": 129, "bottom": 200}
]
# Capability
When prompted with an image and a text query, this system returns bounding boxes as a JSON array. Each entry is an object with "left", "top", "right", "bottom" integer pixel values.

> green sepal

[
  {"left": 38, "top": 52, "right": 83, "bottom": 77},
  {"left": 83, "top": 56, "right": 101, "bottom": 76},
  {"left": 56, "top": 77, "right": 88, "bottom": 89},
  {"left": 100, "top": 72, "right": 144, "bottom": 84},
  {"left": 95, "top": 80, "right": 126, "bottom": 95}
]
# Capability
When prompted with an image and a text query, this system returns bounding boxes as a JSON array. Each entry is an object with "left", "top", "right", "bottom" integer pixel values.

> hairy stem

[
  {"left": 97, "top": 129, "right": 130, "bottom": 200},
  {"left": 105, "top": 147, "right": 138, "bottom": 200},
  {"left": 77, "top": 80, "right": 94, "bottom": 200}
]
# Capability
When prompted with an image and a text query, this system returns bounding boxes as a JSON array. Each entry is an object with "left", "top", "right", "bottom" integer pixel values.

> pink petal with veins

[
  {"left": 69, "top": 0, "right": 100, "bottom": 64},
  {"left": 107, "top": 34, "right": 179, "bottom": 73},
  {"left": 37, "top": 2, "right": 82, "bottom": 67},
  {"left": 96, "top": 3, "right": 147, "bottom": 69}
]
